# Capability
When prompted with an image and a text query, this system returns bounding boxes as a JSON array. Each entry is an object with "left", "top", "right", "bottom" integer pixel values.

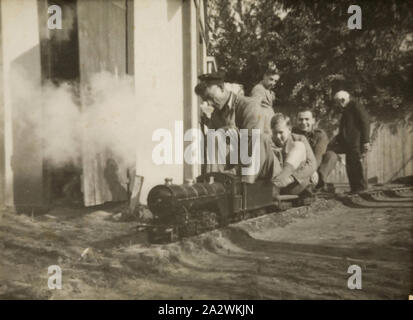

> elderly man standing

[
  {"left": 271, "top": 113, "right": 317, "bottom": 195},
  {"left": 195, "top": 72, "right": 274, "bottom": 183},
  {"left": 250, "top": 65, "right": 280, "bottom": 136},
  {"left": 331, "top": 90, "right": 371, "bottom": 194},
  {"left": 292, "top": 109, "right": 338, "bottom": 190}
]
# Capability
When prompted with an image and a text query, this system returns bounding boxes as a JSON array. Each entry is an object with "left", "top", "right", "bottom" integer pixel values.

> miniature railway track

[
  {"left": 143, "top": 184, "right": 413, "bottom": 244},
  {"left": 341, "top": 185, "right": 413, "bottom": 209}
]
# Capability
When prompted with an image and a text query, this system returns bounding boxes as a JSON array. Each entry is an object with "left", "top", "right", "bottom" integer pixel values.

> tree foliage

[{"left": 207, "top": 0, "right": 413, "bottom": 133}]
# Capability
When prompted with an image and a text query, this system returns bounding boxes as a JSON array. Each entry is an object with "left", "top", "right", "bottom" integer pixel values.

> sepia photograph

[{"left": 0, "top": 0, "right": 412, "bottom": 304}]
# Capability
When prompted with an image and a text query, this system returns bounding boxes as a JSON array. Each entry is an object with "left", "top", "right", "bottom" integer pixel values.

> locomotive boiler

[{"left": 146, "top": 172, "right": 304, "bottom": 243}]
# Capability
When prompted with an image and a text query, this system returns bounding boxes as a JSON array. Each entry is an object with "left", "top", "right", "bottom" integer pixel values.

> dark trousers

[
  {"left": 329, "top": 143, "right": 368, "bottom": 192},
  {"left": 345, "top": 148, "right": 368, "bottom": 192}
]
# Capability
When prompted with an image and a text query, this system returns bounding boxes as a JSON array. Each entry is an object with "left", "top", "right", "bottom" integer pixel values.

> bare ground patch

[{"left": 0, "top": 192, "right": 412, "bottom": 299}]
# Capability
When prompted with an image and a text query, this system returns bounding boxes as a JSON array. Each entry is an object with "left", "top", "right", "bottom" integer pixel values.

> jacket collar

[{"left": 225, "top": 92, "right": 234, "bottom": 110}]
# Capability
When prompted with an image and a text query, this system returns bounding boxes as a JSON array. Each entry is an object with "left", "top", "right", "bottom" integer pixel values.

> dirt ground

[{"left": 0, "top": 186, "right": 412, "bottom": 300}]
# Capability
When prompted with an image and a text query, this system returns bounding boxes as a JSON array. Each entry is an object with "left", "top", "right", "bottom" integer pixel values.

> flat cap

[{"left": 198, "top": 71, "right": 225, "bottom": 84}]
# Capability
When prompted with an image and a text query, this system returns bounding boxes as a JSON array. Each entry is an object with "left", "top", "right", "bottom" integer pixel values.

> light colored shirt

[{"left": 272, "top": 133, "right": 317, "bottom": 184}]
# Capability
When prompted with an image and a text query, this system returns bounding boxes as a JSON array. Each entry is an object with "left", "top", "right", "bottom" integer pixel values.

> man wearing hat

[{"left": 195, "top": 72, "right": 273, "bottom": 183}]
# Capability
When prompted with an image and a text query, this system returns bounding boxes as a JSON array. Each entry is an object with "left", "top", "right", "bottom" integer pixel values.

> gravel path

[{"left": 1, "top": 189, "right": 412, "bottom": 299}]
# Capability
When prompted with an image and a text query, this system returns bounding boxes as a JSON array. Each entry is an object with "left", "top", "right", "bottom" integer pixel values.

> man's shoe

[
  {"left": 298, "top": 187, "right": 314, "bottom": 205},
  {"left": 316, "top": 178, "right": 325, "bottom": 189},
  {"left": 314, "top": 176, "right": 325, "bottom": 192},
  {"left": 348, "top": 188, "right": 368, "bottom": 195}
]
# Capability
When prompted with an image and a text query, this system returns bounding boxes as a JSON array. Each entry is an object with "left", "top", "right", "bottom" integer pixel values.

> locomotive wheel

[{"left": 171, "top": 210, "right": 220, "bottom": 240}]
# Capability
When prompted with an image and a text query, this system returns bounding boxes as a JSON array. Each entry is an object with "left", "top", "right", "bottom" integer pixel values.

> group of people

[{"left": 194, "top": 67, "right": 371, "bottom": 196}]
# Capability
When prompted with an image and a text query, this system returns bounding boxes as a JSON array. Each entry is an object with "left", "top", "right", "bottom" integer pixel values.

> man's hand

[
  {"left": 273, "top": 175, "right": 294, "bottom": 188},
  {"left": 200, "top": 102, "right": 213, "bottom": 128},
  {"left": 273, "top": 163, "right": 295, "bottom": 188},
  {"left": 200, "top": 112, "right": 209, "bottom": 126},
  {"left": 200, "top": 102, "right": 213, "bottom": 119},
  {"left": 310, "top": 171, "right": 319, "bottom": 186},
  {"left": 362, "top": 142, "right": 371, "bottom": 154}
]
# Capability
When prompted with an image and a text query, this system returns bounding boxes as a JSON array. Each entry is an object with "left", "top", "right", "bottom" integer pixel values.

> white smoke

[
  {"left": 12, "top": 68, "right": 137, "bottom": 170},
  {"left": 81, "top": 72, "right": 137, "bottom": 169},
  {"left": 41, "top": 82, "right": 82, "bottom": 167}
]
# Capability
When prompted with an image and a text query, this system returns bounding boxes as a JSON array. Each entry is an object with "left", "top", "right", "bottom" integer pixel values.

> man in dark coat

[{"left": 331, "top": 90, "right": 371, "bottom": 193}]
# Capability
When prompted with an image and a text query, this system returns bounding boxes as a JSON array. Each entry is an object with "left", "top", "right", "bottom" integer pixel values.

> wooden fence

[{"left": 326, "top": 123, "right": 413, "bottom": 184}]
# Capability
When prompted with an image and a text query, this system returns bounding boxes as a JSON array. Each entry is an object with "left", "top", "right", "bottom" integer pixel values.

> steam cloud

[{"left": 12, "top": 68, "right": 137, "bottom": 170}]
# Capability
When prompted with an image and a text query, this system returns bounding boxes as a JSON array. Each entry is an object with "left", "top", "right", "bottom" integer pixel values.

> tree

[{"left": 207, "top": 0, "right": 413, "bottom": 134}]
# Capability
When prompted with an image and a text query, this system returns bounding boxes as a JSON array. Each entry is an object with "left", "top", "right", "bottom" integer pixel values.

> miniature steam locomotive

[{"left": 146, "top": 172, "right": 310, "bottom": 243}]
